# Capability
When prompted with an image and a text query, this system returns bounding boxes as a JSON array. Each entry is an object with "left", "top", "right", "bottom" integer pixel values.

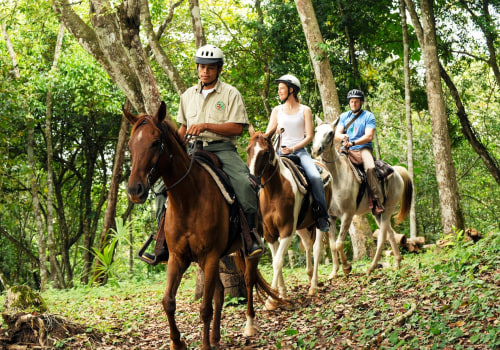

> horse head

[
  {"left": 246, "top": 130, "right": 276, "bottom": 180},
  {"left": 125, "top": 102, "right": 168, "bottom": 204},
  {"left": 311, "top": 117, "right": 336, "bottom": 158}
]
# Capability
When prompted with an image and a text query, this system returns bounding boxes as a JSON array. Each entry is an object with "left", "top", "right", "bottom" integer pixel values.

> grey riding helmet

[{"left": 347, "top": 89, "right": 365, "bottom": 101}]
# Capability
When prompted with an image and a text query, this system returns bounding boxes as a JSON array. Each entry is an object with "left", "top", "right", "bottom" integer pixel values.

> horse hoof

[
  {"left": 171, "top": 340, "right": 187, "bottom": 350},
  {"left": 342, "top": 264, "right": 352, "bottom": 275},
  {"left": 328, "top": 272, "right": 338, "bottom": 280},
  {"left": 244, "top": 325, "right": 258, "bottom": 337},
  {"left": 265, "top": 298, "right": 278, "bottom": 311},
  {"left": 307, "top": 286, "right": 317, "bottom": 296}
]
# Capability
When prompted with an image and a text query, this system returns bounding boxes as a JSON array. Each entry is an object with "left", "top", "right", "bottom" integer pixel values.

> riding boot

[
  {"left": 312, "top": 201, "right": 330, "bottom": 232},
  {"left": 242, "top": 212, "right": 264, "bottom": 258},
  {"left": 366, "top": 168, "right": 385, "bottom": 215}
]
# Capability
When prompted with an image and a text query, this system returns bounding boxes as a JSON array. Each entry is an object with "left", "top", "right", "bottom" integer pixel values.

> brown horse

[
  {"left": 125, "top": 102, "right": 280, "bottom": 350},
  {"left": 246, "top": 129, "right": 333, "bottom": 304}
]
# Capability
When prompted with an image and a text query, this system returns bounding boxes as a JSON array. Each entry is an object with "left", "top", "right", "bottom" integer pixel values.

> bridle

[
  {"left": 253, "top": 136, "right": 279, "bottom": 189},
  {"left": 141, "top": 116, "right": 195, "bottom": 196},
  {"left": 317, "top": 124, "right": 343, "bottom": 164}
]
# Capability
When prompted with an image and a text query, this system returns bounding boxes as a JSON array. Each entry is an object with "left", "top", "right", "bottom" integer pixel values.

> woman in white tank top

[{"left": 265, "top": 74, "right": 330, "bottom": 232}]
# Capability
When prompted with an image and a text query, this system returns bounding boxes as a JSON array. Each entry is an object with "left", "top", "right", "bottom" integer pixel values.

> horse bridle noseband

[
  {"left": 143, "top": 116, "right": 195, "bottom": 196},
  {"left": 318, "top": 124, "right": 343, "bottom": 164}
]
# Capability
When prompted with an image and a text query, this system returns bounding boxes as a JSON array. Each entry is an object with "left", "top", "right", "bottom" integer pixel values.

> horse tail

[
  {"left": 393, "top": 166, "right": 413, "bottom": 226},
  {"left": 233, "top": 251, "right": 286, "bottom": 305}
]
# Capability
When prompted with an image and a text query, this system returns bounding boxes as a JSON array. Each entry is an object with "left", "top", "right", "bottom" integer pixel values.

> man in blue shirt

[{"left": 335, "top": 89, "right": 384, "bottom": 215}]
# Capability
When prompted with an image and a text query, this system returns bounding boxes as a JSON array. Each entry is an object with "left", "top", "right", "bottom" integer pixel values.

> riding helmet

[
  {"left": 195, "top": 45, "right": 224, "bottom": 66},
  {"left": 275, "top": 74, "right": 301, "bottom": 92},
  {"left": 347, "top": 89, "right": 365, "bottom": 101}
]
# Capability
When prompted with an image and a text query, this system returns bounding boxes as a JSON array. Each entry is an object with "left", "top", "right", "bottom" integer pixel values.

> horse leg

[
  {"left": 265, "top": 237, "right": 292, "bottom": 310},
  {"left": 337, "top": 214, "right": 353, "bottom": 275},
  {"left": 210, "top": 272, "right": 224, "bottom": 347},
  {"left": 296, "top": 229, "right": 314, "bottom": 287},
  {"left": 200, "top": 256, "right": 220, "bottom": 350},
  {"left": 368, "top": 215, "right": 389, "bottom": 274},
  {"left": 162, "top": 258, "right": 189, "bottom": 350},
  {"left": 385, "top": 224, "right": 402, "bottom": 269},
  {"left": 243, "top": 256, "right": 259, "bottom": 336},
  {"left": 327, "top": 221, "right": 340, "bottom": 280},
  {"left": 309, "top": 228, "right": 323, "bottom": 295}
]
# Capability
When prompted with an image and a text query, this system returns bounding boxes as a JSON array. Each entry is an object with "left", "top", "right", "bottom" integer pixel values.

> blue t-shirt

[{"left": 338, "top": 110, "right": 375, "bottom": 150}]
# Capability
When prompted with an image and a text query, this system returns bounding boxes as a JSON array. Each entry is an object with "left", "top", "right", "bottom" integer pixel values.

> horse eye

[{"left": 152, "top": 140, "right": 161, "bottom": 149}]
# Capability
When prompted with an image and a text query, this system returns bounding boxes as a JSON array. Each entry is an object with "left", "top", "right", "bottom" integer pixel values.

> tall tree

[
  {"left": 45, "top": 23, "right": 67, "bottom": 288},
  {"left": 400, "top": 0, "right": 417, "bottom": 238},
  {"left": 413, "top": 0, "right": 465, "bottom": 234},
  {"left": 294, "top": 0, "right": 341, "bottom": 121},
  {"left": 52, "top": 0, "right": 162, "bottom": 114}
]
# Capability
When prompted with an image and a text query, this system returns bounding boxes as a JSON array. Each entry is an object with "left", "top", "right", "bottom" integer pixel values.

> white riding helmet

[
  {"left": 275, "top": 74, "right": 301, "bottom": 92},
  {"left": 195, "top": 45, "right": 224, "bottom": 66}
]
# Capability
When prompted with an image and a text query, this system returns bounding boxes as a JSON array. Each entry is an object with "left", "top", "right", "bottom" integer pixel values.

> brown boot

[{"left": 366, "top": 168, "right": 385, "bottom": 215}]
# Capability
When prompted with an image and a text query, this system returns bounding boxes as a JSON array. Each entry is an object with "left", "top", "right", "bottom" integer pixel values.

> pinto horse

[
  {"left": 125, "top": 102, "right": 280, "bottom": 350},
  {"left": 311, "top": 119, "right": 413, "bottom": 276},
  {"left": 246, "top": 129, "right": 333, "bottom": 303}
]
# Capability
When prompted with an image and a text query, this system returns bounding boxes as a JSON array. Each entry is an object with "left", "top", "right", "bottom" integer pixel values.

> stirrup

[{"left": 138, "top": 234, "right": 168, "bottom": 265}]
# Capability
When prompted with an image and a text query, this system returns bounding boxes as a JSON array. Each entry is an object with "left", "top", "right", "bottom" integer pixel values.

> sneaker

[{"left": 317, "top": 217, "right": 330, "bottom": 232}]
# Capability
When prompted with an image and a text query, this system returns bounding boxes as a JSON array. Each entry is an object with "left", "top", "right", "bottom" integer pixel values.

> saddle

[
  {"left": 279, "top": 154, "right": 331, "bottom": 227},
  {"left": 342, "top": 149, "right": 394, "bottom": 209},
  {"left": 138, "top": 148, "right": 250, "bottom": 265}
]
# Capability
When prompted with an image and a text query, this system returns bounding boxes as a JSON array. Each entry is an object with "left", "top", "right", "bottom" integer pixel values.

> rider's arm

[
  {"left": 184, "top": 122, "right": 244, "bottom": 137},
  {"left": 265, "top": 108, "right": 278, "bottom": 135}
]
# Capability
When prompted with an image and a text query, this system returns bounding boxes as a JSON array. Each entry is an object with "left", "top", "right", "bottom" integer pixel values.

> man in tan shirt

[{"left": 177, "top": 44, "right": 263, "bottom": 258}]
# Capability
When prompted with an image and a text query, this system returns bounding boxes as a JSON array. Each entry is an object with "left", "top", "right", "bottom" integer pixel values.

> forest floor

[{"left": 1, "top": 232, "right": 499, "bottom": 349}]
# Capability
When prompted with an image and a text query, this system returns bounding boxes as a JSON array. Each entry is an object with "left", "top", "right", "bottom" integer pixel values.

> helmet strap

[{"left": 280, "top": 86, "right": 293, "bottom": 103}]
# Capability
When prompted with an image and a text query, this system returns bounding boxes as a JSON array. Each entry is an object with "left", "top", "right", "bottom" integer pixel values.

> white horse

[
  {"left": 311, "top": 119, "right": 413, "bottom": 275},
  {"left": 247, "top": 129, "right": 334, "bottom": 303}
]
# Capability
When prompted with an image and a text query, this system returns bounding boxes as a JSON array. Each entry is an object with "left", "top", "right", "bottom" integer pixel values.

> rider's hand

[{"left": 186, "top": 123, "right": 207, "bottom": 136}]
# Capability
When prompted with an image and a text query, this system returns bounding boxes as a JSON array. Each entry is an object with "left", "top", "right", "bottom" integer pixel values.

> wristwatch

[{"left": 352, "top": 141, "right": 356, "bottom": 146}]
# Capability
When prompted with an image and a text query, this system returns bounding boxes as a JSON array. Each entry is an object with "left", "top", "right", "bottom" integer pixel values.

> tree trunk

[
  {"left": 189, "top": 0, "right": 205, "bottom": 48},
  {"left": 400, "top": 0, "right": 418, "bottom": 239},
  {"left": 45, "top": 23, "right": 66, "bottom": 288},
  {"left": 27, "top": 127, "right": 48, "bottom": 291},
  {"left": 294, "top": 0, "right": 341, "bottom": 121},
  {"left": 405, "top": 0, "right": 500, "bottom": 188},
  {"left": 349, "top": 215, "right": 374, "bottom": 261},
  {"left": 336, "top": 0, "right": 360, "bottom": 85},
  {"left": 1, "top": 23, "right": 20, "bottom": 79},
  {"left": 52, "top": 0, "right": 163, "bottom": 115},
  {"left": 405, "top": 0, "right": 465, "bottom": 234},
  {"left": 94, "top": 111, "right": 130, "bottom": 284}
]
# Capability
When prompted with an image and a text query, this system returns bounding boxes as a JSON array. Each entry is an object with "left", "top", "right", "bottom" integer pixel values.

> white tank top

[{"left": 277, "top": 104, "right": 306, "bottom": 148}]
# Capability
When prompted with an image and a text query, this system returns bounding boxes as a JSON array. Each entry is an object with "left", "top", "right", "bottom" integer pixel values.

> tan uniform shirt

[{"left": 177, "top": 80, "right": 249, "bottom": 144}]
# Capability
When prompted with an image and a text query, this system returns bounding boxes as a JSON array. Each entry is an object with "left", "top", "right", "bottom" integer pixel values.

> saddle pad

[
  {"left": 196, "top": 159, "right": 235, "bottom": 205},
  {"left": 280, "top": 157, "right": 332, "bottom": 194},
  {"left": 280, "top": 157, "right": 308, "bottom": 194}
]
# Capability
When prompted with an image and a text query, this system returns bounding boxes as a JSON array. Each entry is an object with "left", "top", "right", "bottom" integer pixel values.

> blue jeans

[{"left": 281, "top": 147, "right": 329, "bottom": 217}]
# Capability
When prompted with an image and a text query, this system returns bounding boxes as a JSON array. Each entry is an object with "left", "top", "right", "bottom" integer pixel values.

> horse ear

[
  {"left": 315, "top": 114, "right": 323, "bottom": 125},
  {"left": 332, "top": 117, "right": 340, "bottom": 129},
  {"left": 123, "top": 106, "right": 138, "bottom": 124},
  {"left": 156, "top": 101, "right": 167, "bottom": 123},
  {"left": 263, "top": 129, "right": 275, "bottom": 140},
  {"left": 249, "top": 124, "right": 255, "bottom": 137}
]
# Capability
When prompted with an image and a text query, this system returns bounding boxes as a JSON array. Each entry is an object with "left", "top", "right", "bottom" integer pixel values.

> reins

[{"left": 145, "top": 116, "right": 196, "bottom": 196}]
